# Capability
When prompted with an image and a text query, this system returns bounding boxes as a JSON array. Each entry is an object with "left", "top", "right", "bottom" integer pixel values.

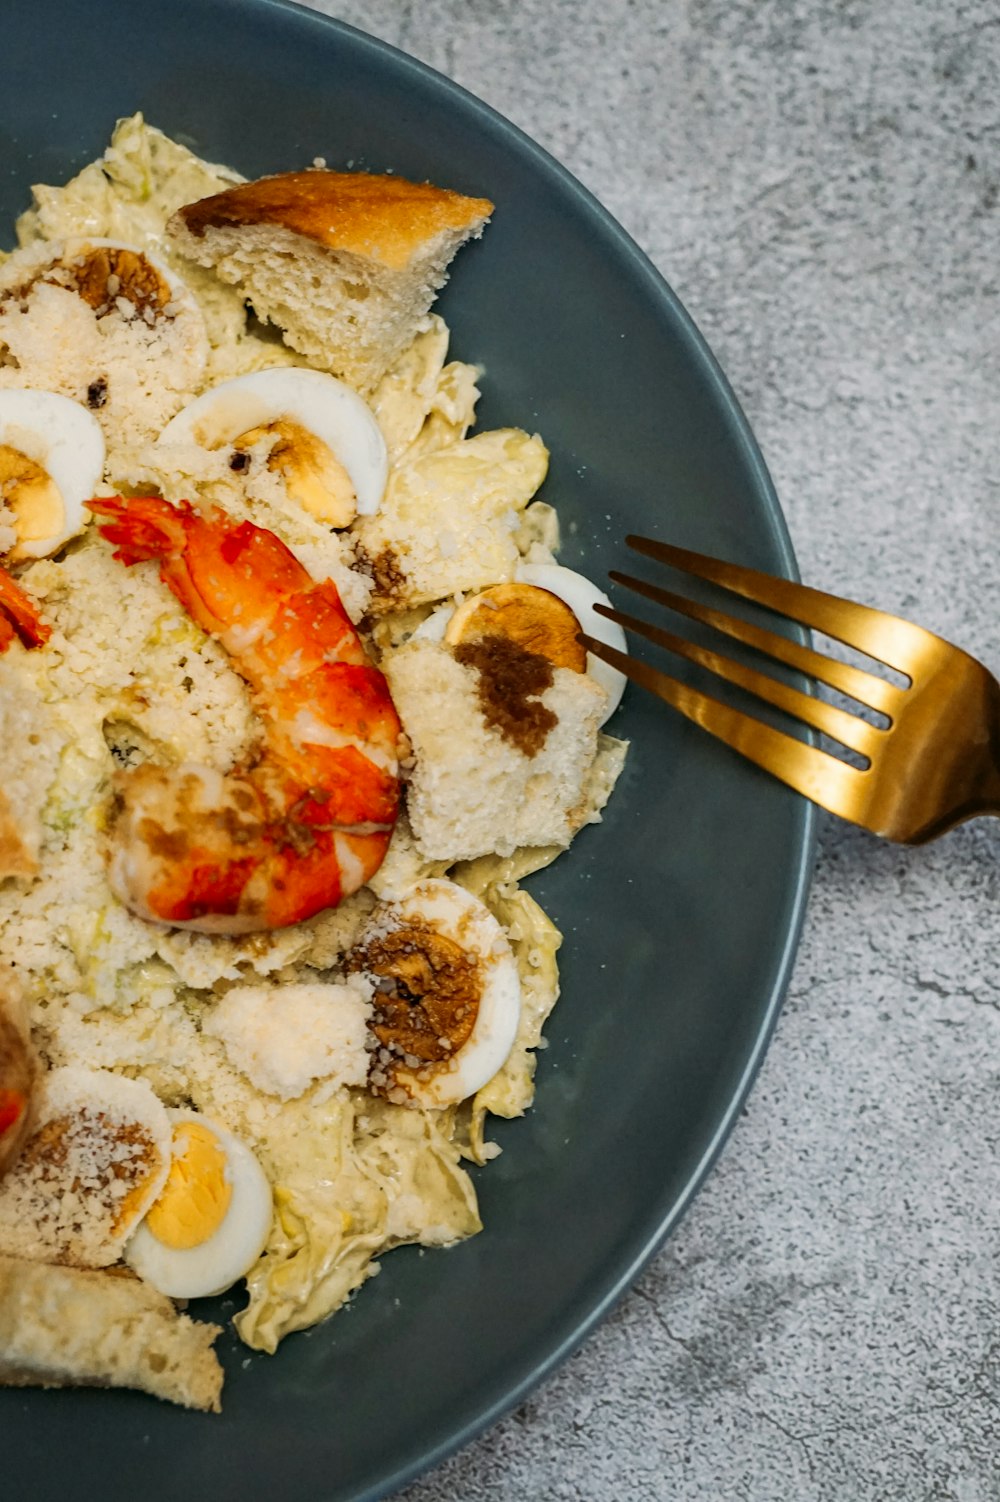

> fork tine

[
  {"left": 594, "top": 602, "right": 879, "bottom": 757},
  {"left": 608, "top": 570, "right": 901, "bottom": 718},
  {"left": 581, "top": 634, "right": 865, "bottom": 814},
  {"left": 627, "top": 537, "right": 932, "bottom": 676}
]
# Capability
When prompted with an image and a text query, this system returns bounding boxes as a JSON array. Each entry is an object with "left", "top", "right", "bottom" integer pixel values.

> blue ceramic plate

[{"left": 1, "top": 3, "right": 815, "bottom": 1498}]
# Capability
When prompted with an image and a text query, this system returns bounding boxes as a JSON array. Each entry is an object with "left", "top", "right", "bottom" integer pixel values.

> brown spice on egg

[
  {"left": 349, "top": 920, "right": 481, "bottom": 1069},
  {"left": 453, "top": 634, "right": 557, "bottom": 757},
  {"left": 63, "top": 247, "right": 173, "bottom": 322},
  {"left": 4, "top": 247, "right": 172, "bottom": 325},
  {"left": 16, "top": 1109, "right": 163, "bottom": 1238},
  {"left": 230, "top": 419, "right": 357, "bottom": 527}
]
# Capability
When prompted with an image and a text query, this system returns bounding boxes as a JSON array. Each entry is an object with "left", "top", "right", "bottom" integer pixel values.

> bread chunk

[
  {"left": 0, "top": 1254, "right": 223, "bottom": 1411},
  {"left": 386, "top": 640, "right": 605, "bottom": 861},
  {"left": 168, "top": 170, "right": 493, "bottom": 391}
]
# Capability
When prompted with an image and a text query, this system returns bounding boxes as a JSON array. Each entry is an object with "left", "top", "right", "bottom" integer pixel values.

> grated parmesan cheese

[{"left": 203, "top": 978, "right": 374, "bottom": 1101}]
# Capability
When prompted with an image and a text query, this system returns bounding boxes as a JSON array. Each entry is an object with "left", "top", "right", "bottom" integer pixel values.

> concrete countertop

[{"left": 305, "top": 3, "right": 1000, "bottom": 1497}]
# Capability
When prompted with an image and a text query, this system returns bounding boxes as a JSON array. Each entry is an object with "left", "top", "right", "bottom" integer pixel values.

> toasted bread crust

[
  {"left": 174, "top": 170, "right": 493, "bottom": 271},
  {"left": 0, "top": 1254, "right": 224, "bottom": 1411}
]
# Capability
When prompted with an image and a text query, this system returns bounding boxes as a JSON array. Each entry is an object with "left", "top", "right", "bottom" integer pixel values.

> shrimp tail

[
  {"left": 88, "top": 496, "right": 306, "bottom": 641},
  {"left": 86, "top": 495, "right": 195, "bottom": 565},
  {"left": 0, "top": 565, "right": 50, "bottom": 653}
]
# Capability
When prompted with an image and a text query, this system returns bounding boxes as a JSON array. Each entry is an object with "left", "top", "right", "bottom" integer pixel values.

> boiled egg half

[
  {"left": 8, "top": 236, "right": 203, "bottom": 329},
  {"left": 0, "top": 390, "right": 105, "bottom": 561},
  {"left": 349, "top": 878, "right": 521, "bottom": 1109},
  {"left": 516, "top": 562, "right": 627, "bottom": 719},
  {"left": 413, "top": 561, "right": 627, "bottom": 724},
  {"left": 0, "top": 237, "right": 209, "bottom": 390},
  {"left": 125, "top": 1109, "right": 272, "bottom": 1299},
  {"left": 0, "top": 1066, "right": 171, "bottom": 1269},
  {"left": 159, "top": 367, "right": 388, "bottom": 527}
]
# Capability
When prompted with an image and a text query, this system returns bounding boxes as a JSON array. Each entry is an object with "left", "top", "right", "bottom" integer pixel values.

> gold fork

[{"left": 581, "top": 536, "right": 1000, "bottom": 843}]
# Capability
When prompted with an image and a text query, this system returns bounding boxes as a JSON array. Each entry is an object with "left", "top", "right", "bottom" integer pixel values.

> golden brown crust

[{"left": 173, "top": 170, "right": 494, "bottom": 271}]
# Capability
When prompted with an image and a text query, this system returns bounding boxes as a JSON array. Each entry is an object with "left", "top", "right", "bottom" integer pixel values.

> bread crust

[{"left": 173, "top": 170, "right": 493, "bottom": 271}]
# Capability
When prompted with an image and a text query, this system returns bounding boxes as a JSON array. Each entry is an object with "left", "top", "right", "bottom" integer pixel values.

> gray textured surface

[{"left": 304, "top": 3, "right": 1000, "bottom": 1497}]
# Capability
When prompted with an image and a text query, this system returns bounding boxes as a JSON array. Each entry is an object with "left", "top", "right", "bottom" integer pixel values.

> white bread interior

[{"left": 0, "top": 1254, "right": 224, "bottom": 1412}]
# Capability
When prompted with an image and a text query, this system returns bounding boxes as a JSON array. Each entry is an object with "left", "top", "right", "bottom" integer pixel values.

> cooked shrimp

[
  {"left": 0, "top": 565, "right": 50, "bottom": 653},
  {"left": 87, "top": 495, "right": 402, "bottom": 933},
  {"left": 0, "top": 990, "right": 36, "bottom": 1178}
]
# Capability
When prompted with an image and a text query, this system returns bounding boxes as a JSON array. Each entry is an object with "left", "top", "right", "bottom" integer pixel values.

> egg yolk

[
  {"left": 144, "top": 1121, "right": 232, "bottom": 1250},
  {"left": 232, "top": 419, "right": 357, "bottom": 526},
  {"left": 0, "top": 444, "right": 65, "bottom": 560},
  {"left": 445, "top": 583, "right": 587, "bottom": 674}
]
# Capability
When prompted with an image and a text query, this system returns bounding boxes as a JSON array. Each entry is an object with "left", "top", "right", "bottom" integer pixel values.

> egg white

[
  {"left": 0, "top": 389, "right": 105, "bottom": 559},
  {"left": 368, "top": 878, "right": 522, "bottom": 1109},
  {"left": 158, "top": 367, "right": 388, "bottom": 516},
  {"left": 124, "top": 1109, "right": 272, "bottom": 1299},
  {"left": 515, "top": 562, "right": 627, "bottom": 721}
]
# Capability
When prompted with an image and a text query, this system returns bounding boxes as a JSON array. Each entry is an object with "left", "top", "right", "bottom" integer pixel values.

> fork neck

[
  {"left": 925, "top": 671, "right": 1000, "bottom": 837},
  {"left": 970, "top": 679, "right": 1000, "bottom": 820}
]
